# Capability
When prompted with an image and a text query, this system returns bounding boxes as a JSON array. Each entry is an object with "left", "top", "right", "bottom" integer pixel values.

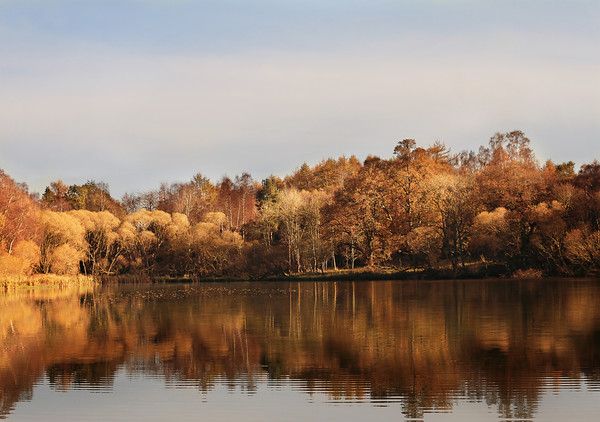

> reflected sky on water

[{"left": 2, "top": 279, "right": 600, "bottom": 421}]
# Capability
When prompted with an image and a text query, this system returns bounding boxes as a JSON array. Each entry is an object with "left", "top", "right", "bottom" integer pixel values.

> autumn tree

[
  {"left": 69, "top": 210, "right": 123, "bottom": 275},
  {"left": 475, "top": 131, "right": 546, "bottom": 211},
  {"left": 120, "top": 209, "right": 173, "bottom": 273},
  {"left": 564, "top": 227, "right": 600, "bottom": 274},
  {"left": 254, "top": 175, "right": 283, "bottom": 247},
  {"left": 323, "top": 160, "right": 391, "bottom": 268},
  {"left": 138, "top": 190, "right": 159, "bottom": 211},
  {"left": 573, "top": 160, "right": 600, "bottom": 231},
  {"left": 386, "top": 140, "right": 454, "bottom": 235},
  {"left": 59, "top": 181, "right": 124, "bottom": 217},
  {"left": 0, "top": 171, "right": 39, "bottom": 276},
  {"left": 186, "top": 212, "right": 243, "bottom": 276},
  {"left": 301, "top": 190, "right": 331, "bottom": 271},
  {"left": 120, "top": 192, "right": 141, "bottom": 214},
  {"left": 156, "top": 182, "right": 210, "bottom": 223},
  {"left": 308, "top": 156, "right": 362, "bottom": 192},
  {"left": 425, "top": 173, "right": 476, "bottom": 269},
  {"left": 404, "top": 226, "right": 442, "bottom": 269},
  {"left": 42, "top": 180, "right": 71, "bottom": 212},
  {"left": 322, "top": 188, "right": 360, "bottom": 269},
  {"left": 192, "top": 172, "right": 218, "bottom": 203},
  {"left": 470, "top": 207, "right": 510, "bottom": 264},
  {"left": 214, "top": 173, "right": 258, "bottom": 236},
  {"left": 278, "top": 189, "right": 305, "bottom": 272},
  {"left": 554, "top": 161, "right": 576, "bottom": 181},
  {"left": 471, "top": 131, "right": 551, "bottom": 269},
  {"left": 216, "top": 176, "right": 235, "bottom": 229},
  {"left": 285, "top": 163, "right": 315, "bottom": 191},
  {"left": 527, "top": 201, "right": 570, "bottom": 274},
  {"left": 233, "top": 172, "right": 258, "bottom": 237},
  {"left": 38, "top": 210, "right": 86, "bottom": 274},
  {"left": 0, "top": 171, "right": 38, "bottom": 254},
  {"left": 161, "top": 211, "right": 244, "bottom": 277}
]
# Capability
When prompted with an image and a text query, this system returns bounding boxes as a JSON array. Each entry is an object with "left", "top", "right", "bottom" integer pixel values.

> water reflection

[{"left": 1, "top": 280, "right": 600, "bottom": 420}]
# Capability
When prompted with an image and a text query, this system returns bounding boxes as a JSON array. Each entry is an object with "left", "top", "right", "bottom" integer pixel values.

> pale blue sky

[{"left": 1, "top": 0, "right": 599, "bottom": 196}]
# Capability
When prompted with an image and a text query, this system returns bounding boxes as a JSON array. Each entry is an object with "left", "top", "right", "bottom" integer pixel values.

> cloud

[
  {"left": 1, "top": 43, "right": 599, "bottom": 196},
  {"left": 1, "top": 0, "right": 598, "bottom": 195}
]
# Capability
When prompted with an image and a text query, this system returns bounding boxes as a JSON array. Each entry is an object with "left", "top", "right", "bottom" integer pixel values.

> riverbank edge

[
  {"left": 8, "top": 264, "right": 598, "bottom": 288},
  {"left": 120, "top": 263, "right": 574, "bottom": 284},
  {"left": 1, "top": 274, "right": 98, "bottom": 290}
]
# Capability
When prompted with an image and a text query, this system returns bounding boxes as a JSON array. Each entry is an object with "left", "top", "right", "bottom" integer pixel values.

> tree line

[{"left": 1, "top": 130, "right": 600, "bottom": 280}]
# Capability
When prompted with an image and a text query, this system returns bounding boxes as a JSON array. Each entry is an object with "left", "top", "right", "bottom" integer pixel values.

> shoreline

[
  {"left": 133, "top": 264, "right": 598, "bottom": 284},
  {"left": 4, "top": 265, "right": 599, "bottom": 289},
  {"left": 1, "top": 274, "right": 98, "bottom": 290}
]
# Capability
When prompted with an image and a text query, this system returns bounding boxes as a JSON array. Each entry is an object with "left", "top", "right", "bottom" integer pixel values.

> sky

[{"left": 1, "top": 0, "right": 599, "bottom": 197}]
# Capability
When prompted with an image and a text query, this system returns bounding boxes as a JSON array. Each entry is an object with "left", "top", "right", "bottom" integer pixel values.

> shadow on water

[{"left": 1, "top": 279, "right": 600, "bottom": 420}]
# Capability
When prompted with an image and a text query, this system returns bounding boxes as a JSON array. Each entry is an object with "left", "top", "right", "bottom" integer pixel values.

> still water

[{"left": 1, "top": 279, "right": 600, "bottom": 421}]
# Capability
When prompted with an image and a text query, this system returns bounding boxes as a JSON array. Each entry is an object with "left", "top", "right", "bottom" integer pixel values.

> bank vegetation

[{"left": 2, "top": 131, "right": 600, "bottom": 285}]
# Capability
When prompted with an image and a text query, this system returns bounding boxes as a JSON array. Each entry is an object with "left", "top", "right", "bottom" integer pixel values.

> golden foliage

[
  {"left": 50, "top": 243, "right": 83, "bottom": 275},
  {"left": 405, "top": 226, "right": 442, "bottom": 266},
  {"left": 203, "top": 211, "right": 227, "bottom": 226},
  {"left": 70, "top": 209, "right": 120, "bottom": 232},
  {"left": 473, "top": 207, "right": 508, "bottom": 233},
  {"left": 4, "top": 129, "right": 600, "bottom": 279},
  {"left": 0, "top": 239, "right": 39, "bottom": 277},
  {"left": 565, "top": 229, "right": 600, "bottom": 268}
]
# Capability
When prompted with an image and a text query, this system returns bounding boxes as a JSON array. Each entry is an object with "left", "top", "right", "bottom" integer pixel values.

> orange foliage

[{"left": 3, "top": 129, "right": 600, "bottom": 279}]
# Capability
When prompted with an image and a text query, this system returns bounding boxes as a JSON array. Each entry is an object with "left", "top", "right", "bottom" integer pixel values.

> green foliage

[{"left": 258, "top": 175, "right": 281, "bottom": 205}]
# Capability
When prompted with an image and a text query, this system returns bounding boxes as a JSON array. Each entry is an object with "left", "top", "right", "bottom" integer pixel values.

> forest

[{"left": 1, "top": 130, "right": 600, "bottom": 282}]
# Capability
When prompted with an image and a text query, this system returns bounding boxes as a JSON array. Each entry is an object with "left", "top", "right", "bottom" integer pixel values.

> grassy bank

[
  {"left": 1, "top": 274, "right": 98, "bottom": 290},
  {"left": 65, "top": 264, "right": 594, "bottom": 286},
  {"left": 262, "top": 263, "right": 513, "bottom": 282},
  {"left": 98, "top": 262, "right": 515, "bottom": 284}
]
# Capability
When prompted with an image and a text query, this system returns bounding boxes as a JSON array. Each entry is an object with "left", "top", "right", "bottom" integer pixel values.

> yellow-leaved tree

[
  {"left": 69, "top": 210, "right": 123, "bottom": 275},
  {"left": 187, "top": 212, "right": 243, "bottom": 276},
  {"left": 38, "top": 210, "right": 86, "bottom": 274}
]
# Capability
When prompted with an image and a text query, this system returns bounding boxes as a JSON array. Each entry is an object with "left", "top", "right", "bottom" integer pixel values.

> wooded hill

[{"left": 2, "top": 131, "right": 600, "bottom": 280}]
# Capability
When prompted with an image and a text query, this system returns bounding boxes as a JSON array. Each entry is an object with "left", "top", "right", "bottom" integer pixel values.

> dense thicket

[{"left": 2, "top": 131, "right": 600, "bottom": 279}]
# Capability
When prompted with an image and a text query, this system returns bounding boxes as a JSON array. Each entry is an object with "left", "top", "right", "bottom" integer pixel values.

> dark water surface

[{"left": 2, "top": 279, "right": 600, "bottom": 421}]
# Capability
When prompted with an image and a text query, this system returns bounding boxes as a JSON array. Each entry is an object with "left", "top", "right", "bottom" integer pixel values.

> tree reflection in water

[{"left": 1, "top": 279, "right": 600, "bottom": 420}]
